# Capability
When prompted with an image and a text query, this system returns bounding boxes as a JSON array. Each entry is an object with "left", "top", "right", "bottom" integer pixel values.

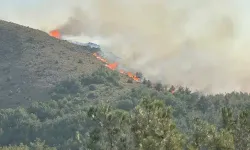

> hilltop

[{"left": 0, "top": 20, "right": 138, "bottom": 108}]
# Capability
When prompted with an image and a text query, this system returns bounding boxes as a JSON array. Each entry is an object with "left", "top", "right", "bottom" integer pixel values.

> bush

[
  {"left": 136, "top": 72, "right": 143, "bottom": 78},
  {"left": 53, "top": 78, "right": 82, "bottom": 94},
  {"left": 87, "top": 92, "right": 98, "bottom": 99},
  {"left": 78, "top": 59, "right": 83, "bottom": 63},
  {"left": 155, "top": 83, "right": 163, "bottom": 91},
  {"left": 127, "top": 79, "right": 133, "bottom": 83},
  {"left": 89, "top": 84, "right": 97, "bottom": 91},
  {"left": 80, "top": 66, "right": 120, "bottom": 86},
  {"left": 147, "top": 80, "right": 152, "bottom": 88},
  {"left": 116, "top": 100, "right": 134, "bottom": 111}
]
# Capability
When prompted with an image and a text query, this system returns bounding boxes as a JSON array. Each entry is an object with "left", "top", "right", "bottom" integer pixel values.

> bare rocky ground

[{"left": 0, "top": 20, "right": 106, "bottom": 108}]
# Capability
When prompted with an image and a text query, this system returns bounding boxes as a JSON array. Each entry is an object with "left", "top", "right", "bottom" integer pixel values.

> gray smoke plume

[
  {"left": 58, "top": 7, "right": 88, "bottom": 36},
  {"left": 2, "top": 0, "right": 250, "bottom": 93}
]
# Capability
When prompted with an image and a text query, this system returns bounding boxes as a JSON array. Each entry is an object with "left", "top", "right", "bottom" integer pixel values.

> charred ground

[{"left": 0, "top": 20, "right": 138, "bottom": 108}]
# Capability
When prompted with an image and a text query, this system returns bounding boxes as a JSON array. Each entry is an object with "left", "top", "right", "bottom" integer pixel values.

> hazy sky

[
  {"left": 0, "top": 0, "right": 80, "bottom": 31},
  {"left": 1, "top": 0, "right": 250, "bottom": 35}
]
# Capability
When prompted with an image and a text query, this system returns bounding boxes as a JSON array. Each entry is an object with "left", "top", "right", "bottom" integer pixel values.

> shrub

[
  {"left": 53, "top": 78, "right": 82, "bottom": 94},
  {"left": 78, "top": 59, "right": 83, "bottom": 63},
  {"left": 127, "top": 79, "right": 133, "bottom": 83},
  {"left": 136, "top": 72, "right": 143, "bottom": 78},
  {"left": 116, "top": 100, "right": 134, "bottom": 111},
  {"left": 147, "top": 80, "right": 152, "bottom": 88},
  {"left": 80, "top": 66, "right": 120, "bottom": 86},
  {"left": 87, "top": 92, "right": 98, "bottom": 99},
  {"left": 89, "top": 84, "right": 97, "bottom": 91},
  {"left": 155, "top": 83, "right": 163, "bottom": 91}
]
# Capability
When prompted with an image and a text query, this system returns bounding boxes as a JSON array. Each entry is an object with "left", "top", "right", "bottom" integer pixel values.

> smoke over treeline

[{"left": 2, "top": 0, "right": 250, "bottom": 93}]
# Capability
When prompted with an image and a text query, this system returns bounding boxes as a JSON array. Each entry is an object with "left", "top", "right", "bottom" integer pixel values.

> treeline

[{"left": 0, "top": 67, "right": 249, "bottom": 150}]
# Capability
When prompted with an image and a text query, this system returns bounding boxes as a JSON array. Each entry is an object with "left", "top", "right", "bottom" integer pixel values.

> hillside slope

[
  {"left": 0, "top": 21, "right": 249, "bottom": 150},
  {"left": 0, "top": 20, "right": 105, "bottom": 108}
]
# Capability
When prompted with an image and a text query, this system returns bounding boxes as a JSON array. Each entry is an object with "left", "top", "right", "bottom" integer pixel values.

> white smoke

[{"left": 2, "top": 0, "right": 250, "bottom": 93}]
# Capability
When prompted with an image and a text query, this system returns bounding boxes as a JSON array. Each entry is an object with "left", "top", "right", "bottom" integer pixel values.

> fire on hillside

[{"left": 49, "top": 29, "right": 175, "bottom": 93}]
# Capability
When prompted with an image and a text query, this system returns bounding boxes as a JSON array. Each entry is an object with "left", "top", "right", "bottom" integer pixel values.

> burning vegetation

[
  {"left": 49, "top": 29, "right": 144, "bottom": 84},
  {"left": 48, "top": 29, "right": 177, "bottom": 94},
  {"left": 49, "top": 30, "right": 61, "bottom": 39}
]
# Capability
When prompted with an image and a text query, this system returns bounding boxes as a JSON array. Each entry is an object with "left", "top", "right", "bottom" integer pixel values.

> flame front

[
  {"left": 93, "top": 52, "right": 140, "bottom": 82},
  {"left": 48, "top": 30, "right": 177, "bottom": 93},
  {"left": 93, "top": 53, "right": 108, "bottom": 64},
  {"left": 49, "top": 30, "right": 61, "bottom": 39},
  {"left": 105, "top": 62, "right": 118, "bottom": 70},
  {"left": 48, "top": 30, "right": 152, "bottom": 84}
]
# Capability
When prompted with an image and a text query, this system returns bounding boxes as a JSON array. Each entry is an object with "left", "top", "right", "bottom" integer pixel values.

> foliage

[
  {"left": 86, "top": 103, "right": 132, "bottom": 150},
  {"left": 0, "top": 68, "right": 250, "bottom": 149},
  {"left": 131, "top": 98, "right": 185, "bottom": 150},
  {"left": 0, "top": 139, "right": 56, "bottom": 150},
  {"left": 53, "top": 78, "right": 82, "bottom": 94},
  {"left": 50, "top": 66, "right": 121, "bottom": 100},
  {"left": 80, "top": 66, "right": 120, "bottom": 86}
]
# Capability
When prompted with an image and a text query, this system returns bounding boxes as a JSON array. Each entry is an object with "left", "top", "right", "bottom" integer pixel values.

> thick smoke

[
  {"left": 3, "top": 0, "right": 250, "bottom": 93},
  {"left": 57, "top": 0, "right": 250, "bottom": 93}
]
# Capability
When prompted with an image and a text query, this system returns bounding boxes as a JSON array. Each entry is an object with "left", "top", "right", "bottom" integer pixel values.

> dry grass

[
  {"left": 0, "top": 20, "right": 141, "bottom": 108},
  {"left": 0, "top": 20, "right": 107, "bottom": 108}
]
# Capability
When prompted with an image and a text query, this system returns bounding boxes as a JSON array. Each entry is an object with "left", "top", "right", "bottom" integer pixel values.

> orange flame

[
  {"left": 49, "top": 30, "right": 61, "bottom": 39},
  {"left": 93, "top": 53, "right": 108, "bottom": 63},
  {"left": 105, "top": 62, "right": 118, "bottom": 70},
  {"left": 93, "top": 52, "right": 139, "bottom": 81},
  {"left": 133, "top": 77, "right": 140, "bottom": 82},
  {"left": 127, "top": 72, "right": 134, "bottom": 78},
  {"left": 126, "top": 72, "right": 140, "bottom": 82},
  {"left": 119, "top": 70, "right": 126, "bottom": 74},
  {"left": 48, "top": 28, "right": 158, "bottom": 86},
  {"left": 48, "top": 29, "right": 144, "bottom": 84}
]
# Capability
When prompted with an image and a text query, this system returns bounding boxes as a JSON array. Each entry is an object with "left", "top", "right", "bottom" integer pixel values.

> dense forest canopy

[{"left": 0, "top": 66, "right": 249, "bottom": 150}]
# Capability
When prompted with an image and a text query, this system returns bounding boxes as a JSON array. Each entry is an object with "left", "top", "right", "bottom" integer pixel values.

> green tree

[
  {"left": 0, "top": 139, "right": 56, "bottom": 150},
  {"left": 131, "top": 98, "right": 185, "bottom": 150},
  {"left": 222, "top": 108, "right": 250, "bottom": 150},
  {"left": 86, "top": 103, "right": 133, "bottom": 150},
  {"left": 188, "top": 118, "right": 235, "bottom": 150},
  {"left": 0, "top": 144, "right": 29, "bottom": 150},
  {"left": 155, "top": 83, "right": 163, "bottom": 92},
  {"left": 29, "top": 138, "right": 57, "bottom": 150}
]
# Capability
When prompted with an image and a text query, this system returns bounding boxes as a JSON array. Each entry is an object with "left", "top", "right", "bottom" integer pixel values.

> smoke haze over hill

[{"left": 2, "top": 0, "right": 250, "bottom": 93}]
